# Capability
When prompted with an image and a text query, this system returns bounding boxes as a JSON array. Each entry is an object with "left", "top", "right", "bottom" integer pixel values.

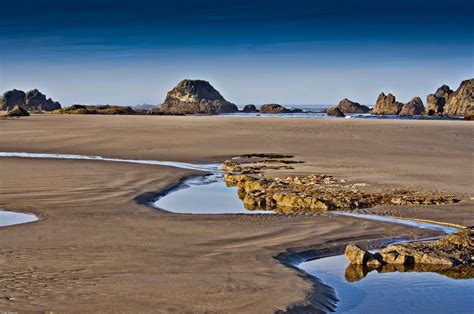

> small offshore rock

[
  {"left": 4, "top": 104, "right": 30, "bottom": 117},
  {"left": 325, "top": 107, "right": 345, "bottom": 117}
]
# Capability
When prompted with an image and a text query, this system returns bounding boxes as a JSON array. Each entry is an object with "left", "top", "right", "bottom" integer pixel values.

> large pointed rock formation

[
  {"left": 443, "top": 79, "right": 473, "bottom": 117},
  {"left": 371, "top": 92, "right": 404, "bottom": 115},
  {"left": 426, "top": 85, "right": 453, "bottom": 116},
  {"left": 159, "top": 80, "right": 238, "bottom": 114}
]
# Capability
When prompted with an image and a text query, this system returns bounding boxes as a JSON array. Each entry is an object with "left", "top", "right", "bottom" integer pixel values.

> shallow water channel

[
  {"left": 0, "top": 210, "right": 38, "bottom": 227},
  {"left": 1, "top": 151, "right": 472, "bottom": 312}
]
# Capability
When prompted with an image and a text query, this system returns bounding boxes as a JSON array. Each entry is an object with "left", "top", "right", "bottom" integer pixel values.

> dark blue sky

[{"left": 1, "top": 0, "right": 472, "bottom": 105}]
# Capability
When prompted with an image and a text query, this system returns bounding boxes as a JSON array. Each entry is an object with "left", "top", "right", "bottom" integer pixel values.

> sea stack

[
  {"left": 399, "top": 97, "right": 425, "bottom": 116},
  {"left": 371, "top": 92, "right": 404, "bottom": 115},
  {"left": 159, "top": 79, "right": 238, "bottom": 114},
  {"left": 1, "top": 89, "right": 61, "bottom": 111},
  {"left": 337, "top": 98, "right": 370, "bottom": 113},
  {"left": 443, "top": 78, "right": 473, "bottom": 117},
  {"left": 426, "top": 85, "right": 453, "bottom": 116}
]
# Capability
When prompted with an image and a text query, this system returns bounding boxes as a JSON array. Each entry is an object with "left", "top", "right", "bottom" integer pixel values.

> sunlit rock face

[
  {"left": 159, "top": 79, "right": 238, "bottom": 114},
  {"left": 399, "top": 97, "right": 425, "bottom": 116},
  {"left": 371, "top": 92, "right": 404, "bottom": 115},
  {"left": 426, "top": 84, "right": 453, "bottom": 116},
  {"left": 443, "top": 78, "right": 474, "bottom": 117}
]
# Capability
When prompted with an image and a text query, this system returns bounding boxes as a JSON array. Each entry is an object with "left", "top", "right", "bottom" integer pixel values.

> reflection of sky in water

[
  {"left": 0, "top": 210, "right": 38, "bottom": 227},
  {"left": 299, "top": 254, "right": 474, "bottom": 313},
  {"left": 154, "top": 179, "right": 270, "bottom": 214}
]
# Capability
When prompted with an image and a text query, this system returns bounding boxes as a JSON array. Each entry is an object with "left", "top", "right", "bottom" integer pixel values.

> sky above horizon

[{"left": 0, "top": 0, "right": 473, "bottom": 106}]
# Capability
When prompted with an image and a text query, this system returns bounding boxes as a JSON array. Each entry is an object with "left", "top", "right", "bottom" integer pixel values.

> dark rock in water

[
  {"left": 464, "top": 113, "right": 474, "bottom": 121},
  {"left": 325, "top": 107, "right": 345, "bottom": 117},
  {"left": 443, "top": 79, "right": 474, "bottom": 117},
  {"left": 399, "top": 97, "right": 425, "bottom": 116},
  {"left": 1, "top": 89, "right": 26, "bottom": 110},
  {"left": 1, "top": 89, "right": 61, "bottom": 111},
  {"left": 259, "top": 103, "right": 290, "bottom": 114},
  {"left": 4, "top": 104, "right": 30, "bottom": 117},
  {"left": 289, "top": 108, "right": 303, "bottom": 113},
  {"left": 337, "top": 98, "right": 370, "bottom": 113},
  {"left": 159, "top": 79, "right": 238, "bottom": 114},
  {"left": 25, "top": 89, "right": 61, "bottom": 111},
  {"left": 426, "top": 85, "right": 453, "bottom": 116},
  {"left": 54, "top": 104, "right": 137, "bottom": 115},
  {"left": 242, "top": 104, "right": 258, "bottom": 113},
  {"left": 371, "top": 92, "right": 404, "bottom": 115}
]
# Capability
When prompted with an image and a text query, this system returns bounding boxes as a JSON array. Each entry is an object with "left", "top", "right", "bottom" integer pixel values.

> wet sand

[{"left": 0, "top": 115, "right": 472, "bottom": 312}]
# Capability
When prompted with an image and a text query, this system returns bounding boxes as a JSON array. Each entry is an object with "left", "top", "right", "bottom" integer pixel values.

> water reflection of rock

[{"left": 345, "top": 263, "right": 474, "bottom": 282}]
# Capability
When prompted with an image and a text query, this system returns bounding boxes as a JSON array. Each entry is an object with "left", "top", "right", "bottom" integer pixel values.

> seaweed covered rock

[
  {"left": 159, "top": 79, "right": 238, "bottom": 114},
  {"left": 371, "top": 92, "right": 404, "bottom": 115},
  {"left": 337, "top": 98, "right": 370, "bottom": 113}
]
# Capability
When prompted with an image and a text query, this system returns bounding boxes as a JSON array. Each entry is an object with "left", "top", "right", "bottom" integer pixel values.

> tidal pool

[
  {"left": 298, "top": 254, "right": 474, "bottom": 313},
  {"left": 0, "top": 210, "right": 38, "bottom": 227},
  {"left": 153, "top": 175, "right": 270, "bottom": 214}
]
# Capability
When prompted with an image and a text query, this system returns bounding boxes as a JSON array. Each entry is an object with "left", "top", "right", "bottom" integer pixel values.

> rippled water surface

[{"left": 299, "top": 254, "right": 474, "bottom": 313}]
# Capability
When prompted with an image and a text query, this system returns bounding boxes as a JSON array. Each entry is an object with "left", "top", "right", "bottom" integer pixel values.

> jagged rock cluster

[
  {"left": 345, "top": 228, "right": 473, "bottom": 276},
  {"left": 1, "top": 89, "right": 61, "bottom": 111},
  {"left": 371, "top": 92, "right": 405, "bottom": 115},
  {"left": 159, "top": 79, "right": 238, "bottom": 114},
  {"left": 221, "top": 154, "right": 459, "bottom": 213},
  {"left": 443, "top": 79, "right": 473, "bottom": 117},
  {"left": 53, "top": 104, "right": 137, "bottom": 115}
]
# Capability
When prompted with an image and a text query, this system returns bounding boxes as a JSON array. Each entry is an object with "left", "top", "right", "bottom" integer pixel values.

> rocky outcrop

[
  {"left": 399, "top": 97, "right": 425, "bottom": 116},
  {"left": 242, "top": 104, "right": 258, "bottom": 113},
  {"left": 259, "top": 104, "right": 290, "bottom": 114},
  {"left": 337, "top": 98, "right": 370, "bottom": 113},
  {"left": 221, "top": 155, "right": 459, "bottom": 213},
  {"left": 426, "top": 85, "right": 453, "bottom": 116},
  {"left": 4, "top": 104, "right": 30, "bottom": 117},
  {"left": 443, "top": 79, "right": 474, "bottom": 117},
  {"left": 345, "top": 244, "right": 381, "bottom": 266},
  {"left": 54, "top": 105, "right": 137, "bottom": 115},
  {"left": 1, "top": 89, "right": 26, "bottom": 110},
  {"left": 1, "top": 89, "right": 61, "bottom": 111},
  {"left": 25, "top": 89, "right": 61, "bottom": 111},
  {"left": 345, "top": 228, "right": 473, "bottom": 269},
  {"left": 159, "top": 79, "right": 238, "bottom": 114},
  {"left": 325, "top": 107, "right": 345, "bottom": 117},
  {"left": 371, "top": 92, "right": 404, "bottom": 115}
]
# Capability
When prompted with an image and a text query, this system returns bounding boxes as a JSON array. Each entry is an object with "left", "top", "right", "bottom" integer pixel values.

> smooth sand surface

[{"left": 0, "top": 115, "right": 472, "bottom": 312}]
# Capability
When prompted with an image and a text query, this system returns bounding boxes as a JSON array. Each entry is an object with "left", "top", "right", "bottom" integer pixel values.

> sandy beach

[{"left": 0, "top": 115, "right": 473, "bottom": 312}]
